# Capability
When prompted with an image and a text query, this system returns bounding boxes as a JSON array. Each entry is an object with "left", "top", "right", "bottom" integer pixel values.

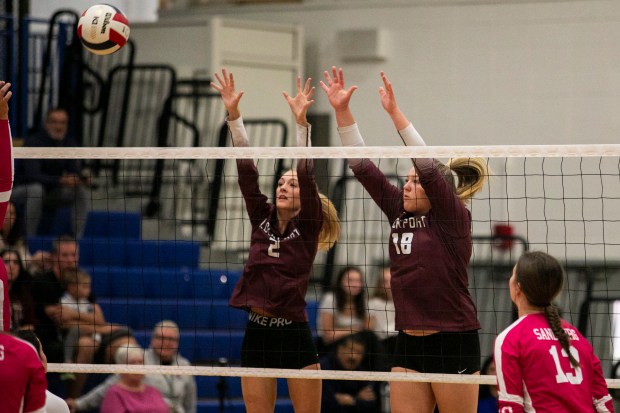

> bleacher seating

[
  {"left": 86, "top": 266, "right": 241, "bottom": 300},
  {"left": 28, "top": 210, "right": 306, "bottom": 411},
  {"left": 195, "top": 376, "right": 290, "bottom": 399},
  {"left": 196, "top": 399, "right": 294, "bottom": 413},
  {"left": 195, "top": 377, "right": 294, "bottom": 413},
  {"left": 28, "top": 237, "right": 202, "bottom": 269},
  {"left": 82, "top": 211, "right": 142, "bottom": 239}
]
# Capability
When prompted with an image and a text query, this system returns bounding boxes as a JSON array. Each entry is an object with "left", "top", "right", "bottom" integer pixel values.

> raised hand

[
  {"left": 283, "top": 76, "right": 315, "bottom": 126},
  {"left": 320, "top": 66, "right": 358, "bottom": 113},
  {"left": 378, "top": 71, "right": 399, "bottom": 115},
  {"left": 0, "top": 81, "right": 12, "bottom": 120},
  {"left": 378, "top": 71, "right": 410, "bottom": 130},
  {"left": 210, "top": 68, "right": 243, "bottom": 120}
]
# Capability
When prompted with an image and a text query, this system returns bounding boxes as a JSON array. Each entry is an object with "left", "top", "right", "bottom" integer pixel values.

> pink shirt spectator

[
  {"left": 495, "top": 313, "right": 613, "bottom": 413},
  {"left": 100, "top": 384, "right": 170, "bottom": 413},
  {"left": 0, "top": 333, "right": 47, "bottom": 413}
]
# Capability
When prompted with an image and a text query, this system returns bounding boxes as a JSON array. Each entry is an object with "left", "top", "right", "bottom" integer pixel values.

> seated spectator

[
  {"left": 13, "top": 329, "right": 71, "bottom": 413},
  {"left": 367, "top": 264, "right": 397, "bottom": 358},
  {"left": 318, "top": 266, "right": 386, "bottom": 369},
  {"left": 12, "top": 107, "right": 91, "bottom": 238},
  {"left": 317, "top": 266, "right": 370, "bottom": 349},
  {"left": 1, "top": 201, "right": 52, "bottom": 275},
  {"left": 320, "top": 334, "right": 380, "bottom": 413},
  {"left": 69, "top": 326, "right": 138, "bottom": 407},
  {"left": 68, "top": 321, "right": 196, "bottom": 413},
  {"left": 61, "top": 269, "right": 121, "bottom": 364},
  {"left": 1, "top": 201, "right": 31, "bottom": 263},
  {"left": 0, "top": 331, "right": 48, "bottom": 413},
  {"left": 477, "top": 356, "right": 498, "bottom": 413},
  {"left": 146, "top": 320, "right": 196, "bottom": 413},
  {"left": 100, "top": 346, "right": 170, "bottom": 413},
  {"left": 30, "top": 236, "right": 99, "bottom": 397},
  {"left": 2, "top": 248, "right": 38, "bottom": 330},
  {"left": 94, "top": 327, "right": 138, "bottom": 365}
]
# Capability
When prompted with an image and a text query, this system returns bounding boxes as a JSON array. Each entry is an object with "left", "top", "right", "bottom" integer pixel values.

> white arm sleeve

[
  {"left": 226, "top": 116, "right": 250, "bottom": 148},
  {"left": 337, "top": 123, "right": 365, "bottom": 147},
  {"left": 296, "top": 123, "right": 312, "bottom": 147},
  {"left": 337, "top": 123, "right": 365, "bottom": 167},
  {"left": 398, "top": 123, "right": 426, "bottom": 147}
]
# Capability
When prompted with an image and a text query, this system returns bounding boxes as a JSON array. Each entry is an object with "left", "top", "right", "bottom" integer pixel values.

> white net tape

[
  {"left": 14, "top": 144, "right": 620, "bottom": 159},
  {"left": 45, "top": 363, "right": 493, "bottom": 385},
  {"left": 45, "top": 363, "right": 620, "bottom": 387}
]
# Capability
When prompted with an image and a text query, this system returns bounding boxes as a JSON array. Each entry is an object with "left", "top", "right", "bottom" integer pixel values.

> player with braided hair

[{"left": 495, "top": 251, "right": 613, "bottom": 412}]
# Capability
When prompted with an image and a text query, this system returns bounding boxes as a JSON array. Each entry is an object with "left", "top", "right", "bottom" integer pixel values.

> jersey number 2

[
  {"left": 549, "top": 345, "right": 582, "bottom": 385},
  {"left": 268, "top": 239, "right": 280, "bottom": 258},
  {"left": 392, "top": 232, "right": 413, "bottom": 254}
]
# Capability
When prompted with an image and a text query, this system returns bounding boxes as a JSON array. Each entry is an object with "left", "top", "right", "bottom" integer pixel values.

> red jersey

[
  {"left": 0, "top": 333, "right": 47, "bottom": 413},
  {"left": 495, "top": 313, "right": 613, "bottom": 413},
  {"left": 350, "top": 158, "right": 479, "bottom": 331},
  {"left": 229, "top": 125, "right": 322, "bottom": 322},
  {"left": 0, "top": 119, "right": 14, "bottom": 332}
]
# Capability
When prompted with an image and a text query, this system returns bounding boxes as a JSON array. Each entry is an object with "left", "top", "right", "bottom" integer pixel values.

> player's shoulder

[
  {"left": 496, "top": 314, "right": 537, "bottom": 350},
  {"left": 502, "top": 314, "right": 531, "bottom": 335},
  {"left": 0, "top": 333, "right": 40, "bottom": 357}
]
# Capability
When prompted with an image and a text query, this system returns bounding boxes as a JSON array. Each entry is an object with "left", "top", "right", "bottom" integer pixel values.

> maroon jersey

[
  {"left": 495, "top": 313, "right": 613, "bottom": 413},
  {"left": 0, "top": 119, "right": 14, "bottom": 332},
  {"left": 229, "top": 157, "right": 322, "bottom": 322},
  {"left": 0, "top": 333, "right": 47, "bottom": 413},
  {"left": 350, "top": 158, "right": 479, "bottom": 331}
]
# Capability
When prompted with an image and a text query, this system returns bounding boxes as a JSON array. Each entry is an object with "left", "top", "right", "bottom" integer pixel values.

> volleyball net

[{"left": 12, "top": 144, "right": 620, "bottom": 388}]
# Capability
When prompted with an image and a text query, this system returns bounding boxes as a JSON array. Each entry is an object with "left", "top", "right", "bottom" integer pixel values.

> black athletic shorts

[
  {"left": 241, "top": 311, "right": 319, "bottom": 369},
  {"left": 392, "top": 330, "right": 480, "bottom": 374}
]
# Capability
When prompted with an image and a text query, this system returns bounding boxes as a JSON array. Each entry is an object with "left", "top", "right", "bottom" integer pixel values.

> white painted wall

[
  {"left": 159, "top": 0, "right": 620, "bottom": 147},
  {"left": 31, "top": 0, "right": 159, "bottom": 23}
]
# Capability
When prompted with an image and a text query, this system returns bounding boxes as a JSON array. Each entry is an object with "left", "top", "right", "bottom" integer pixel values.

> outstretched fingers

[
  {"left": 210, "top": 68, "right": 244, "bottom": 118},
  {"left": 211, "top": 68, "right": 235, "bottom": 91},
  {"left": 296, "top": 75, "right": 303, "bottom": 93},
  {"left": 320, "top": 67, "right": 340, "bottom": 90},
  {"left": 381, "top": 71, "right": 392, "bottom": 92},
  {"left": 0, "top": 81, "right": 11, "bottom": 102},
  {"left": 0, "top": 81, "right": 11, "bottom": 119},
  {"left": 283, "top": 77, "right": 314, "bottom": 100},
  {"left": 378, "top": 71, "right": 393, "bottom": 97},
  {"left": 335, "top": 66, "right": 346, "bottom": 87},
  {"left": 303, "top": 77, "right": 314, "bottom": 97},
  {"left": 210, "top": 70, "right": 225, "bottom": 92}
]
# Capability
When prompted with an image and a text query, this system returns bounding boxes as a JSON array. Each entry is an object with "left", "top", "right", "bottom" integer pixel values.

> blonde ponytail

[
  {"left": 444, "top": 157, "right": 490, "bottom": 203},
  {"left": 317, "top": 193, "right": 340, "bottom": 251}
]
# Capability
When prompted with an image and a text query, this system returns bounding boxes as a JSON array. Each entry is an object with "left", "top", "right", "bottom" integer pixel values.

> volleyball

[{"left": 77, "top": 4, "right": 130, "bottom": 55}]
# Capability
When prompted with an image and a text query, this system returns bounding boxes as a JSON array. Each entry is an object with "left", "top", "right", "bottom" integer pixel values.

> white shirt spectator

[{"left": 367, "top": 297, "right": 396, "bottom": 341}]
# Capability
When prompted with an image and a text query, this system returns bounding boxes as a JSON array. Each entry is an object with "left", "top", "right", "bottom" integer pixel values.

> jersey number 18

[{"left": 392, "top": 232, "right": 413, "bottom": 255}]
